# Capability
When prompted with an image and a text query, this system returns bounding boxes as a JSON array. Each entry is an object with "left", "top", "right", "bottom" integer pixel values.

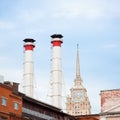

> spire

[
  {"left": 66, "top": 44, "right": 91, "bottom": 115},
  {"left": 76, "top": 44, "right": 80, "bottom": 78},
  {"left": 74, "top": 44, "right": 82, "bottom": 87}
]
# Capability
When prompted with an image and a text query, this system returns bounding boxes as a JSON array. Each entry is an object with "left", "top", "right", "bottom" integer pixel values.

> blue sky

[{"left": 0, "top": 0, "right": 120, "bottom": 113}]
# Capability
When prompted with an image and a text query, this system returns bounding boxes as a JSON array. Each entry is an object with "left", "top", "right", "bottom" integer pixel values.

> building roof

[
  {"left": 101, "top": 88, "right": 120, "bottom": 92},
  {"left": 21, "top": 93, "right": 74, "bottom": 118},
  {"left": 21, "top": 93, "right": 62, "bottom": 112}
]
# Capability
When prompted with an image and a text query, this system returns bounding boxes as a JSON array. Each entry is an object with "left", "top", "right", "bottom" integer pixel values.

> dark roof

[
  {"left": 0, "top": 82, "right": 12, "bottom": 90},
  {"left": 75, "top": 114, "right": 100, "bottom": 120},
  {"left": 21, "top": 93, "right": 61, "bottom": 112},
  {"left": 21, "top": 93, "right": 74, "bottom": 118},
  {"left": 100, "top": 111, "right": 120, "bottom": 116}
]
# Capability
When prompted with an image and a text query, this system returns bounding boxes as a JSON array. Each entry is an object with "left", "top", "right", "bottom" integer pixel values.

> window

[
  {"left": 1, "top": 116, "right": 7, "bottom": 120},
  {"left": 14, "top": 102, "right": 19, "bottom": 110},
  {"left": 1, "top": 97, "right": 7, "bottom": 106}
]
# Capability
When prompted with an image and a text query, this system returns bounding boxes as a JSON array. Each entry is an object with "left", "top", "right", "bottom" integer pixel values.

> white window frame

[
  {"left": 14, "top": 102, "right": 19, "bottom": 110},
  {"left": 1, "top": 97, "right": 7, "bottom": 106}
]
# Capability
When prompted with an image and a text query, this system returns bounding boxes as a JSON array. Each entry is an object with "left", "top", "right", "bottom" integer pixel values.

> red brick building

[
  {"left": 0, "top": 81, "right": 74, "bottom": 120},
  {"left": 0, "top": 81, "right": 23, "bottom": 120},
  {"left": 2, "top": 80, "right": 120, "bottom": 120}
]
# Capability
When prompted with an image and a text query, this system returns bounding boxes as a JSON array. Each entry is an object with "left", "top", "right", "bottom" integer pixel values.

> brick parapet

[{"left": 100, "top": 89, "right": 120, "bottom": 112}]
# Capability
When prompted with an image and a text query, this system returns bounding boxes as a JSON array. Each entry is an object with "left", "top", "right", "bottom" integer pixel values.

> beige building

[
  {"left": 66, "top": 45, "right": 91, "bottom": 116},
  {"left": 100, "top": 89, "right": 120, "bottom": 120}
]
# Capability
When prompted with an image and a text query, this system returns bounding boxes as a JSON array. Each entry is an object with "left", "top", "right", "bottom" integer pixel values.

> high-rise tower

[
  {"left": 66, "top": 45, "right": 91, "bottom": 115},
  {"left": 23, "top": 38, "right": 35, "bottom": 97},
  {"left": 50, "top": 34, "right": 63, "bottom": 109}
]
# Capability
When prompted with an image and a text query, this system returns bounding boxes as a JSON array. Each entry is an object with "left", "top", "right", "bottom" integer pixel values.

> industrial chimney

[
  {"left": 23, "top": 38, "right": 35, "bottom": 97},
  {"left": 50, "top": 34, "right": 63, "bottom": 109}
]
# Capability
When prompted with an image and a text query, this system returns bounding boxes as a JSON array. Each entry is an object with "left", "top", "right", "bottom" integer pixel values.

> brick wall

[
  {"left": 100, "top": 89, "right": 120, "bottom": 112},
  {"left": 0, "top": 82, "right": 22, "bottom": 120}
]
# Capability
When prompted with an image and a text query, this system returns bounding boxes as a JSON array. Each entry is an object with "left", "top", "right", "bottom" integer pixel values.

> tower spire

[
  {"left": 74, "top": 44, "right": 82, "bottom": 87},
  {"left": 66, "top": 44, "right": 91, "bottom": 115},
  {"left": 76, "top": 44, "right": 80, "bottom": 78}
]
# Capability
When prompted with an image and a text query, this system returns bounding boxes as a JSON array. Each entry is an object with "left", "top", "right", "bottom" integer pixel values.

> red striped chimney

[
  {"left": 23, "top": 38, "right": 35, "bottom": 97},
  {"left": 50, "top": 34, "right": 63, "bottom": 109}
]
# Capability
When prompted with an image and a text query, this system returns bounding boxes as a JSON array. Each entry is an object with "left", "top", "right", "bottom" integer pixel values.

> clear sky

[{"left": 0, "top": 0, "right": 120, "bottom": 114}]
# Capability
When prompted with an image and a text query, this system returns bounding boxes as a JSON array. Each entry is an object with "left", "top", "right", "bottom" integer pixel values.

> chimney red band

[
  {"left": 51, "top": 41, "right": 62, "bottom": 47},
  {"left": 24, "top": 45, "right": 35, "bottom": 51}
]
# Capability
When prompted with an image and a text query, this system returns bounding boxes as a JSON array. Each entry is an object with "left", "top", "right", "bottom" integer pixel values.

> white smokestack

[
  {"left": 0, "top": 75, "right": 4, "bottom": 83},
  {"left": 23, "top": 38, "right": 35, "bottom": 97},
  {"left": 50, "top": 34, "right": 63, "bottom": 109}
]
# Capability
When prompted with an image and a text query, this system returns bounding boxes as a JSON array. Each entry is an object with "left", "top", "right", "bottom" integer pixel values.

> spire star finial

[{"left": 77, "top": 44, "right": 79, "bottom": 50}]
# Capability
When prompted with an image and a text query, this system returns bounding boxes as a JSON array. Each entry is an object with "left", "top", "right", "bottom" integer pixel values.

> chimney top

[
  {"left": 51, "top": 34, "right": 63, "bottom": 39},
  {"left": 4, "top": 81, "right": 19, "bottom": 94},
  {"left": 23, "top": 38, "right": 35, "bottom": 43}
]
